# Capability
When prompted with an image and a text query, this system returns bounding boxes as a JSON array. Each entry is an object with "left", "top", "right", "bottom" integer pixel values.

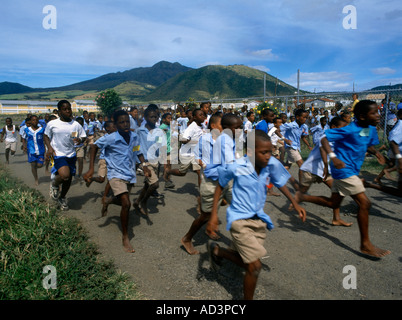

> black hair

[
  {"left": 207, "top": 114, "right": 221, "bottom": 130},
  {"left": 262, "top": 108, "right": 274, "bottom": 116},
  {"left": 192, "top": 108, "right": 204, "bottom": 117},
  {"left": 221, "top": 113, "right": 240, "bottom": 129},
  {"left": 246, "top": 129, "right": 271, "bottom": 150},
  {"left": 246, "top": 111, "right": 254, "bottom": 118},
  {"left": 294, "top": 108, "right": 308, "bottom": 117},
  {"left": 104, "top": 120, "right": 114, "bottom": 129},
  {"left": 25, "top": 117, "right": 31, "bottom": 122},
  {"left": 330, "top": 116, "right": 346, "bottom": 127},
  {"left": 144, "top": 104, "right": 159, "bottom": 118},
  {"left": 320, "top": 116, "right": 327, "bottom": 123},
  {"left": 353, "top": 100, "right": 377, "bottom": 120},
  {"left": 57, "top": 100, "right": 71, "bottom": 109},
  {"left": 76, "top": 117, "right": 84, "bottom": 125},
  {"left": 112, "top": 109, "right": 129, "bottom": 123},
  {"left": 273, "top": 117, "right": 282, "bottom": 124},
  {"left": 129, "top": 106, "right": 138, "bottom": 112},
  {"left": 161, "top": 113, "right": 171, "bottom": 120}
]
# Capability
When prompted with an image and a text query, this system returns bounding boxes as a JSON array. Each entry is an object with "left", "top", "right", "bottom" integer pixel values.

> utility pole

[{"left": 297, "top": 69, "right": 300, "bottom": 106}]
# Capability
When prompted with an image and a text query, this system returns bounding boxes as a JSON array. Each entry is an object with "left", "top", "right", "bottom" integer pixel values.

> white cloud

[
  {"left": 248, "top": 65, "right": 271, "bottom": 73},
  {"left": 247, "top": 49, "right": 278, "bottom": 61},
  {"left": 371, "top": 67, "right": 396, "bottom": 75},
  {"left": 285, "top": 71, "right": 353, "bottom": 92}
]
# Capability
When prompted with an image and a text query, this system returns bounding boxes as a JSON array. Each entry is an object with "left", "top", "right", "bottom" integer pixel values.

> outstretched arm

[
  {"left": 278, "top": 185, "right": 306, "bottom": 222},
  {"left": 206, "top": 183, "right": 224, "bottom": 239}
]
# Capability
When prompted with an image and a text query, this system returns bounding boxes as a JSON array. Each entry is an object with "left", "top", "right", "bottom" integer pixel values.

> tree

[{"left": 95, "top": 89, "right": 122, "bottom": 117}]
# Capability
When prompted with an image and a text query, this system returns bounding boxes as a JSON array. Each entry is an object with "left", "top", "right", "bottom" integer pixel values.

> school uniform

[
  {"left": 324, "top": 121, "right": 379, "bottom": 196},
  {"left": 281, "top": 121, "right": 309, "bottom": 163},
  {"left": 137, "top": 123, "right": 165, "bottom": 185},
  {"left": 4, "top": 125, "right": 18, "bottom": 152},
  {"left": 179, "top": 121, "right": 204, "bottom": 173},
  {"left": 44, "top": 118, "right": 86, "bottom": 176},
  {"left": 217, "top": 155, "right": 291, "bottom": 264},
  {"left": 22, "top": 126, "right": 46, "bottom": 164},
  {"left": 196, "top": 132, "right": 234, "bottom": 212},
  {"left": 255, "top": 120, "right": 273, "bottom": 134},
  {"left": 310, "top": 124, "right": 330, "bottom": 146},
  {"left": 95, "top": 131, "right": 142, "bottom": 196},
  {"left": 388, "top": 119, "right": 402, "bottom": 182}
]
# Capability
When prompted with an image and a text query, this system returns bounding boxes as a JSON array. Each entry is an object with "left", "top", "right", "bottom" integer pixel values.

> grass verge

[{"left": 0, "top": 163, "right": 141, "bottom": 300}]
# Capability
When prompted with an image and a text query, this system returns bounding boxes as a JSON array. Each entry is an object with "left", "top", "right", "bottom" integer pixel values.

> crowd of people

[{"left": 1, "top": 96, "right": 401, "bottom": 300}]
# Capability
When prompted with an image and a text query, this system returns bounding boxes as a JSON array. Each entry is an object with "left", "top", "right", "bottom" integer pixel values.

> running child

[
  {"left": 297, "top": 100, "right": 390, "bottom": 258},
  {"left": 21, "top": 115, "right": 46, "bottom": 186},
  {"left": 294, "top": 117, "right": 352, "bottom": 226},
  {"left": 83, "top": 110, "right": 148, "bottom": 253},
  {"left": 206, "top": 130, "right": 306, "bottom": 300},
  {"left": 255, "top": 108, "right": 275, "bottom": 133},
  {"left": 134, "top": 104, "right": 165, "bottom": 223},
  {"left": 160, "top": 113, "right": 175, "bottom": 189},
  {"left": 74, "top": 117, "right": 86, "bottom": 181},
  {"left": 44, "top": 100, "right": 87, "bottom": 211},
  {"left": 0, "top": 117, "right": 19, "bottom": 164}
]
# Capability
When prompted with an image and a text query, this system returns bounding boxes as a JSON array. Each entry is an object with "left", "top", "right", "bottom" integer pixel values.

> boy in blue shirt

[
  {"left": 206, "top": 130, "right": 306, "bottom": 300},
  {"left": 299, "top": 100, "right": 390, "bottom": 258},
  {"left": 84, "top": 110, "right": 149, "bottom": 253},
  {"left": 254, "top": 108, "right": 275, "bottom": 133},
  {"left": 22, "top": 115, "right": 46, "bottom": 186}
]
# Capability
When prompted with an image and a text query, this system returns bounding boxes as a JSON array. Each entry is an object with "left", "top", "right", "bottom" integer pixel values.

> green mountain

[
  {"left": 143, "top": 64, "right": 300, "bottom": 102},
  {"left": 0, "top": 81, "right": 35, "bottom": 95}
]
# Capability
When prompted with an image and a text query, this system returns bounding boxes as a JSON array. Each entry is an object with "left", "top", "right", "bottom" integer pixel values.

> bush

[{"left": 95, "top": 89, "right": 123, "bottom": 117}]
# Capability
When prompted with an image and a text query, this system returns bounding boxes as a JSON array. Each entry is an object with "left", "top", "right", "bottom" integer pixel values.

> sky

[{"left": 1, "top": 0, "right": 401, "bottom": 93}]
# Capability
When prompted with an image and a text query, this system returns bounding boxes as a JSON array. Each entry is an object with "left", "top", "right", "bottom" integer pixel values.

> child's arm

[
  {"left": 43, "top": 134, "right": 55, "bottom": 160},
  {"left": 278, "top": 185, "right": 306, "bottom": 222},
  {"left": 320, "top": 136, "right": 345, "bottom": 169},
  {"left": 390, "top": 141, "right": 402, "bottom": 174},
  {"left": 83, "top": 144, "right": 99, "bottom": 182},
  {"left": 137, "top": 153, "right": 151, "bottom": 178},
  {"left": 301, "top": 135, "right": 313, "bottom": 150},
  {"left": 0, "top": 127, "right": 4, "bottom": 142},
  {"left": 206, "top": 183, "right": 224, "bottom": 239},
  {"left": 319, "top": 146, "right": 330, "bottom": 181},
  {"left": 367, "top": 145, "right": 386, "bottom": 165}
]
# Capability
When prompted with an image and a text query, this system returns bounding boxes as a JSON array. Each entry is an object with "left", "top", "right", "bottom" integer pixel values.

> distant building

[{"left": 303, "top": 98, "right": 336, "bottom": 109}]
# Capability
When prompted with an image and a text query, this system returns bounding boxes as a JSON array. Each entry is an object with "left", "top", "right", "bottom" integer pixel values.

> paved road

[{"left": 3, "top": 150, "right": 402, "bottom": 300}]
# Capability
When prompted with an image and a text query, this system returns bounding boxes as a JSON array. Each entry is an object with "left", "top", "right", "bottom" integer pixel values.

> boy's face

[
  {"left": 210, "top": 118, "right": 223, "bottom": 132},
  {"left": 145, "top": 111, "right": 159, "bottom": 128},
  {"left": 264, "top": 111, "right": 275, "bottom": 123},
  {"left": 274, "top": 119, "right": 282, "bottom": 128},
  {"left": 228, "top": 118, "right": 243, "bottom": 137},
  {"left": 193, "top": 110, "right": 206, "bottom": 125},
  {"left": 116, "top": 114, "right": 130, "bottom": 132},
  {"left": 89, "top": 113, "right": 95, "bottom": 121},
  {"left": 252, "top": 139, "right": 272, "bottom": 168},
  {"left": 59, "top": 103, "right": 73, "bottom": 121},
  {"left": 343, "top": 114, "right": 351, "bottom": 123},
  {"left": 5, "top": 119, "right": 12, "bottom": 126},
  {"left": 164, "top": 114, "right": 172, "bottom": 125},
  {"left": 249, "top": 114, "right": 255, "bottom": 122},
  {"left": 280, "top": 115, "right": 287, "bottom": 123},
  {"left": 30, "top": 117, "right": 38, "bottom": 127},
  {"left": 296, "top": 112, "right": 308, "bottom": 125},
  {"left": 361, "top": 104, "right": 380, "bottom": 126},
  {"left": 106, "top": 123, "right": 117, "bottom": 133},
  {"left": 131, "top": 109, "right": 138, "bottom": 118},
  {"left": 321, "top": 118, "right": 327, "bottom": 126},
  {"left": 26, "top": 120, "right": 32, "bottom": 127}
]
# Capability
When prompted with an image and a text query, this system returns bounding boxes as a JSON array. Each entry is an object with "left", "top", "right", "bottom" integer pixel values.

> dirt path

[{"left": 3, "top": 151, "right": 402, "bottom": 300}]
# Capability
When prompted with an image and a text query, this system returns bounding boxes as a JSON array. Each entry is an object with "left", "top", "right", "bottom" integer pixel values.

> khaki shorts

[
  {"left": 85, "top": 135, "right": 95, "bottom": 146},
  {"left": 75, "top": 146, "right": 84, "bottom": 158},
  {"left": 200, "top": 174, "right": 232, "bottom": 213},
  {"left": 286, "top": 148, "right": 302, "bottom": 163},
  {"left": 230, "top": 218, "right": 267, "bottom": 264},
  {"left": 272, "top": 144, "right": 280, "bottom": 157},
  {"left": 331, "top": 175, "right": 365, "bottom": 197},
  {"left": 109, "top": 178, "right": 134, "bottom": 197},
  {"left": 299, "top": 170, "right": 332, "bottom": 188},
  {"left": 5, "top": 141, "right": 17, "bottom": 152},
  {"left": 98, "top": 159, "right": 107, "bottom": 178},
  {"left": 179, "top": 154, "right": 201, "bottom": 173},
  {"left": 144, "top": 162, "right": 159, "bottom": 185}
]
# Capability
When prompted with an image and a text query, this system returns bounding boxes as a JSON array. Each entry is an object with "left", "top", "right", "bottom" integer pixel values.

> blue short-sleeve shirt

[
  {"left": 218, "top": 156, "right": 291, "bottom": 231},
  {"left": 324, "top": 121, "right": 380, "bottom": 180},
  {"left": 282, "top": 121, "right": 309, "bottom": 151},
  {"left": 95, "top": 131, "right": 141, "bottom": 183}
]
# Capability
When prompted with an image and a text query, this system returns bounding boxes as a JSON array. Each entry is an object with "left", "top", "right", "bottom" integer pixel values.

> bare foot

[
  {"left": 85, "top": 179, "right": 92, "bottom": 188},
  {"left": 35, "top": 180, "right": 39, "bottom": 186},
  {"left": 384, "top": 169, "right": 396, "bottom": 181},
  {"left": 205, "top": 230, "right": 221, "bottom": 240},
  {"left": 123, "top": 237, "right": 135, "bottom": 253},
  {"left": 181, "top": 237, "right": 199, "bottom": 255},
  {"left": 373, "top": 177, "right": 383, "bottom": 186},
  {"left": 267, "top": 190, "right": 281, "bottom": 197},
  {"left": 332, "top": 219, "right": 353, "bottom": 227},
  {"left": 101, "top": 197, "right": 109, "bottom": 217},
  {"left": 361, "top": 243, "right": 391, "bottom": 258}
]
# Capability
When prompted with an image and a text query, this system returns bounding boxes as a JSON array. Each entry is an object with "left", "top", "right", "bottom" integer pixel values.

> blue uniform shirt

[
  {"left": 95, "top": 131, "right": 142, "bottom": 183},
  {"left": 218, "top": 156, "right": 291, "bottom": 231},
  {"left": 282, "top": 121, "right": 309, "bottom": 151},
  {"left": 388, "top": 119, "right": 402, "bottom": 153},
  {"left": 23, "top": 126, "right": 46, "bottom": 155},
  {"left": 324, "top": 121, "right": 380, "bottom": 180},
  {"left": 137, "top": 123, "right": 165, "bottom": 163},
  {"left": 255, "top": 120, "right": 273, "bottom": 134}
]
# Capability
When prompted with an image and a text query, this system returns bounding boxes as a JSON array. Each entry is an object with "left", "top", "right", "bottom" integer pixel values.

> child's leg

[
  {"left": 181, "top": 210, "right": 211, "bottom": 255},
  {"left": 323, "top": 179, "right": 352, "bottom": 227},
  {"left": 77, "top": 157, "right": 84, "bottom": 177},
  {"left": 5, "top": 147, "right": 10, "bottom": 163},
  {"left": 31, "top": 162, "right": 39, "bottom": 185},
  {"left": 55, "top": 166, "right": 72, "bottom": 199},
  {"left": 351, "top": 192, "right": 391, "bottom": 257},
  {"left": 118, "top": 192, "right": 134, "bottom": 253}
]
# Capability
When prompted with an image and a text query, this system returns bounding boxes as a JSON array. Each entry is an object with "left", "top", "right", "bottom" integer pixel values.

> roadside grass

[{"left": 0, "top": 163, "right": 141, "bottom": 300}]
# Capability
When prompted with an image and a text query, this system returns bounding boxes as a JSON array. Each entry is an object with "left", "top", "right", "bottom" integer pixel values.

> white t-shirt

[
  {"left": 268, "top": 126, "right": 281, "bottom": 146},
  {"left": 180, "top": 121, "right": 204, "bottom": 156},
  {"left": 44, "top": 119, "right": 87, "bottom": 157}
]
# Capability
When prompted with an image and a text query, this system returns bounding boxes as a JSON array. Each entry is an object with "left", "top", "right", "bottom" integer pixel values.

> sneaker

[
  {"left": 164, "top": 180, "right": 175, "bottom": 189},
  {"left": 49, "top": 184, "right": 59, "bottom": 200},
  {"left": 207, "top": 240, "right": 223, "bottom": 272},
  {"left": 57, "top": 197, "right": 69, "bottom": 211}
]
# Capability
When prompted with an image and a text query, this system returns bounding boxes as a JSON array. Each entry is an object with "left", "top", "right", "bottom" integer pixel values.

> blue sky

[{"left": 1, "top": 0, "right": 401, "bottom": 93}]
